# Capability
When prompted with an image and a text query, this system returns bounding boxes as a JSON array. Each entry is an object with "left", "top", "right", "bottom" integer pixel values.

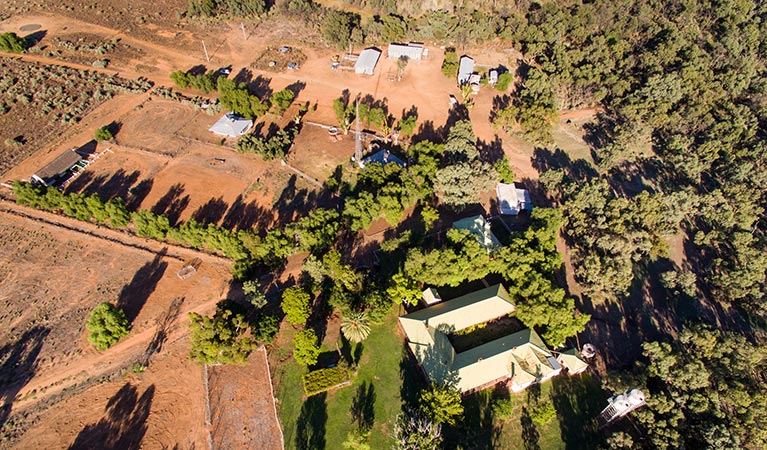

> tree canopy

[{"left": 86, "top": 302, "right": 131, "bottom": 350}]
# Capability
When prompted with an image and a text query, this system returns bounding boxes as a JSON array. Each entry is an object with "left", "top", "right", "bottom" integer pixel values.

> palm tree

[{"left": 340, "top": 312, "right": 371, "bottom": 343}]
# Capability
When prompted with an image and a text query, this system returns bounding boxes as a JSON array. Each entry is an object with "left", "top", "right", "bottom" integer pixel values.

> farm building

[
  {"left": 209, "top": 113, "right": 253, "bottom": 137},
  {"left": 399, "top": 284, "right": 563, "bottom": 393},
  {"left": 496, "top": 182, "right": 533, "bottom": 216},
  {"left": 458, "top": 56, "right": 474, "bottom": 84},
  {"left": 355, "top": 48, "right": 382, "bottom": 75},
  {"left": 32, "top": 149, "right": 84, "bottom": 186},
  {"left": 453, "top": 215, "right": 501, "bottom": 253},
  {"left": 387, "top": 43, "right": 425, "bottom": 60},
  {"left": 360, "top": 149, "right": 405, "bottom": 168}
]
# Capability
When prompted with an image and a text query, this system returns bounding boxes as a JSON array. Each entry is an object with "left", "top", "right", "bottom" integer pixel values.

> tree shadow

[
  {"left": 117, "top": 250, "right": 168, "bottom": 323},
  {"left": 550, "top": 374, "right": 605, "bottom": 450},
  {"left": 520, "top": 406, "right": 541, "bottom": 450},
  {"left": 0, "top": 326, "right": 49, "bottom": 429},
  {"left": 285, "top": 80, "right": 306, "bottom": 98},
  {"left": 192, "top": 197, "right": 229, "bottom": 225},
  {"left": 151, "top": 183, "right": 189, "bottom": 226},
  {"left": 295, "top": 392, "right": 327, "bottom": 450},
  {"left": 68, "top": 383, "right": 155, "bottom": 450},
  {"left": 398, "top": 348, "right": 427, "bottom": 410},
  {"left": 531, "top": 147, "right": 598, "bottom": 181},
  {"left": 142, "top": 296, "right": 185, "bottom": 365},
  {"left": 24, "top": 30, "right": 47, "bottom": 46},
  {"left": 221, "top": 194, "right": 271, "bottom": 230},
  {"left": 126, "top": 178, "right": 153, "bottom": 210},
  {"left": 411, "top": 120, "right": 442, "bottom": 144},
  {"left": 444, "top": 390, "right": 500, "bottom": 450},
  {"left": 350, "top": 381, "right": 376, "bottom": 432},
  {"left": 477, "top": 134, "right": 505, "bottom": 165}
]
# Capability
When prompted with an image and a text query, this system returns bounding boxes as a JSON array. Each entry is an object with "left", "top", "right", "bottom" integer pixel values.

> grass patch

[
  {"left": 443, "top": 373, "right": 604, "bottom": 449},
  {"left": 275, "top": 310, "right": 419, "bottom": 449}
]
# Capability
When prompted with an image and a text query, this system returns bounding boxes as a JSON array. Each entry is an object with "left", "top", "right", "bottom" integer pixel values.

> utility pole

[
  {"left": 202, "top": 40, "right": 210, "bottom": 62},
  {"left": 354, "top": 96, "right": 362, "bottom": 166},
  {"left": 240, "top": 23, "right": 247, "bottom": 42}
]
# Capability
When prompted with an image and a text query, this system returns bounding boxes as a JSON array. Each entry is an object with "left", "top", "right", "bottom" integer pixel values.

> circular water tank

[
  {"left": 610, "top": 394, "right": 631, "bottom": 413},
  {"left": 627, "top": 389, "right": 645, "bottom": 406},
  {"left": 581, "top": 343, "right": 597, "bottom": 359}
]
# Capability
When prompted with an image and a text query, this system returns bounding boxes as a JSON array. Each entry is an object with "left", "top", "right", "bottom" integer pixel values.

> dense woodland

[
  {"left": 7, "top": 0, "right": 767, "bottom": 448},
  {"left": 186, "top": 1, "right": 767, "bottom": 447}
]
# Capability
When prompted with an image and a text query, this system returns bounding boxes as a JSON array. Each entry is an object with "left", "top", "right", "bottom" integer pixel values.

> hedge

[{"left": 302, "top": 366, "right": 350, "bottom": 396}]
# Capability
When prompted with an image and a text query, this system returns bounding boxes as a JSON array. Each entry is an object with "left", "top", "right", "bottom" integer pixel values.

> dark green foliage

[
  {"left": 269, "top": 88, "right": 295, "bottom": 115},
  {"left": 418, "top": 384, "right": 463, "bottom": 426},
  {"left": 169, "top": 69, "right": 215, "bottom": 94},
  {"left": 0, "top": 32, "right": 27, "bottom": 53},
  {"left": 217, "top": 77, "right": 268, "bottom": 119},
  {"left": 493, "top": 66, "right": 556, "bottom": 143},
  {"left": 86, "top": 302, "right": 131, "bottom": 350},
  {"left": 132, "top": 209, "right": 171, "bottom": 240},
  {"left": 441, "top": 49, "right": 459, "bottom": 79},
  {"left": 188, "top": 0, "right": 266, "bottom": 17},
  {"left": 293, "top": 328, "right": 320, "bottom": 366},
  {"left": 607, "top": 326, "right": 767, "bottom": 449},
  {"left": 397, "top": 113, "right": 417, "bottom": 136},
  {"left": 435, "top": 120, "right": 495, "bottom": 209},
  {"left": 188, "top": 300, "right": 256, "bottom": 365},
  {"left": 94, "top": 125, "right": 113, "bottom": 141},
  {"left": 494, "top": 72, "right": 512, "bottom": 91},
  {"left": 252, "top": 313, "right": 280, "bottom": 344},
  {"left": 281, "top": 286, "right": 312, "bottom": 325},
  {"left": 302, "top": 366, "right": 350, "bottom": 396},
  {"left": 333, "top": 97, "right": 354, "bottom": 132},
  {"left": 236, "top": 126, "right": 297, "bottom": 160},
  {"left": 494, "top": 155, "right": 515, "bottom": 184},
  {"left": 322, "top": 10, "right": 361, "bottom": 50}
]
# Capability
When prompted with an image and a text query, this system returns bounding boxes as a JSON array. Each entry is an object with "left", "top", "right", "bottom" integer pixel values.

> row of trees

[{"left": 169, "top": 70, "right": 297, "bottom": 120}]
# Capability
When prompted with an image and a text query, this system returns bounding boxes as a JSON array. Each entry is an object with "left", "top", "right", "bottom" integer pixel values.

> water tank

[
  {"left": 627, "top": 389, "right": 645, "bottom": 407},
  {"left": 610, "top": 394, "right": 631, "bottom": 413}
]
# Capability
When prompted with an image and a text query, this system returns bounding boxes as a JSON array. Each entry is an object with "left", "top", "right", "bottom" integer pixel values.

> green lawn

[
  {"left": 273, "top": 313, "right": 605, "bottom": 450},
  {"left": 274, "top": 311, "right": 423, "bottom": 450}
]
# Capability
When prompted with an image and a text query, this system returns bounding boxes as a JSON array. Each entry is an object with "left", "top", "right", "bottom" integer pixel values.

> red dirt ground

[{"left": 209, "top": 347, "right": 283, "bottom": 450}]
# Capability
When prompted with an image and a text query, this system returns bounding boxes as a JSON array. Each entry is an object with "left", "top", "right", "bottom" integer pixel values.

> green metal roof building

[{"left": 399, "top": 284, "right": 563, "bottom": 393}]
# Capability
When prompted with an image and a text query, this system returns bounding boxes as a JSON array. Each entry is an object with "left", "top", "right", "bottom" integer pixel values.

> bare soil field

[
  {"left": 209, "top": 347, "right": 283, "bottom": 450},
  {"left": 10, "top": 342, "right": 208, "bottom": 450},
  {"left": 0, "top": 210, "right": 232, "bottom": 447},
  {"left": 116, "top": 99, "right": 199, "bottom": 157},
  {"left": 0, "top": 57, "right": 144, "bottom": 176}
]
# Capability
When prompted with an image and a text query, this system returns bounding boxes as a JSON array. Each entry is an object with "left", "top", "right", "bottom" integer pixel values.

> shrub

[
  {"left": 86, "top": 302, "right": 131, "bottom": 350},
  {"left": 94, "top": 125, "right": 113, "bottom": 141},
  {"left": 441, "top": 49, "right": 459, "bottom": 79},
  {"left": 495, "top": 72, "right": 512, "bottom": 91},
  {"left": 302, "top": 365, "right": 349, "bottom": 396},
  {"left": 293, "top": 329, "right": 320, "bottom": 366},
  {"left": 418, "top": 384, "right": 464, "bottom": 425},
  {"left": 530, "top": 401, "right": 556, "bottom": 427},
  {"left": 0, "top": 32, "right": 27, "bottom": 53},
  {"left": 281, "top": 286, "right": 311, "bottom": 325},
  {"left": 492, "top": 397, "right": 514, "bottom": 420},
  {"left": 188, "top": 300, "right": 256, "bottom": 365},
  {"left": 252, "top": 313, "right": 280, "bottom": 344}
]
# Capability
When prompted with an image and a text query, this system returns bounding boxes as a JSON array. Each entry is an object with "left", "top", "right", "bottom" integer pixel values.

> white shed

[
  {"left": 387, "top": 43, "right": 424, "bottom": 60},
  {"left": 355, "top": 48, "right": 382, "bottom": 75},
  {"left": 458, "top": 56, "right": 474, "bottom": 84},
  {"left": 209, "top": 113, "right": 253, "bottom": 138},
  {"left": 496, "top": 182, "right": 533, "bottom": 215}
]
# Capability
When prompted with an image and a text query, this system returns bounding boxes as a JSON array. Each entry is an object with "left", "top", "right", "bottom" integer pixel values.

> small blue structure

[{"left": 360, "top": 149, "right": 405, "bottom": 169}]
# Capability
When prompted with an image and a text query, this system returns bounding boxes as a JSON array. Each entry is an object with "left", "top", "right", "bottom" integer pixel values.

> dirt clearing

[{"left": 209, "top": 347, "right": 283, "bottom": 450}]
